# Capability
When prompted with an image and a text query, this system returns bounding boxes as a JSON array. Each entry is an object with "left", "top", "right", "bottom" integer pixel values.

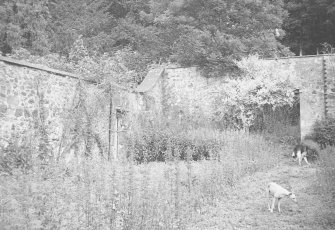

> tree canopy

[
  {"left": 283, "top": 0, "right": 335, "bottom": 55},
  {"left": 1, "top": 0, "right": 334, "bottom": 78}
]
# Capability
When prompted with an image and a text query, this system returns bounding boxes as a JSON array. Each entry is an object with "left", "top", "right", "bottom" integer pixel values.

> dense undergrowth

[{"left": 0, "top": 128, "right": 282, "bottom": 230}]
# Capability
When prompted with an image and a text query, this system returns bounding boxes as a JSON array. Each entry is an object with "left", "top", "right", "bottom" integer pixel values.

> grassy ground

[
  {"left": 1, "top": 132, "right": 334, "bottom": 229},
  {"left": 186, "top": 150, "right": 335, "bottom": 230}
]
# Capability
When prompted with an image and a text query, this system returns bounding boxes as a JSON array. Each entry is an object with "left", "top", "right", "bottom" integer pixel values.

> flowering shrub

[{"left": 214, "top": 55, "right": 297, "bottom": 131}]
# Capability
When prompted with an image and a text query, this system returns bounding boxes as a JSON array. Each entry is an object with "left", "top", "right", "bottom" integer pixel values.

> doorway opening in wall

[{"left": 251, "top": 89, "right": 301, "bottom": 145}]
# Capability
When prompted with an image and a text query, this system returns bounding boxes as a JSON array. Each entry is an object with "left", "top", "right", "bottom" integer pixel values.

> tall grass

[
  {"left": 317, "top": 147, "right": 335, "bottom": 196},
  {"left": 0, "top": 129, "right": 282, "bottom": 229}
]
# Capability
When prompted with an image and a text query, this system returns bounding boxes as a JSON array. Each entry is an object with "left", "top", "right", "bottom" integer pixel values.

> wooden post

[
  {"left": 113, "top": 112, "right": 119, "bottom": 161},
  {"left": 108, "top": 90, "right": 113, "bottom": 161}
]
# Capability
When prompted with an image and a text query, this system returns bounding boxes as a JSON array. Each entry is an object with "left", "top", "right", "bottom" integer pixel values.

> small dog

[
  {"left": 267, "top": 182, "right": 297, "bottom": 213},
  {"left": 292, "top": 144, "right": 310, "bottom": 166}
]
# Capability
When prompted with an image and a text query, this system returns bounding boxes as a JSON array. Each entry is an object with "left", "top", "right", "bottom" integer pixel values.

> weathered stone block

[
  {"left": 15, "top": 109, "right": 23, "bottom": 117},
  {"left": 0, "top": 104, "right": 8, "bottom": 116},
  {"left": 32, "top": 109, "right": 38, "bottom": 118},
  {"left": 24, "top": 109, "right": 31, "bottom": 118},
  {"left": 7, "top": 96, "right": 19, "bottom": 107}
]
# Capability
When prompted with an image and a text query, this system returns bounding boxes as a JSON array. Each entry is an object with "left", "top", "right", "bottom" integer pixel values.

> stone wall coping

[
  {"left": 0, "top": 55, "right": 132, "bottom": 92},
  {"left": 264, "top": 54, "right": 335, "bottom": 61}
]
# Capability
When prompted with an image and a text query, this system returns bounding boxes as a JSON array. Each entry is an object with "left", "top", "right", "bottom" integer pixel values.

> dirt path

[{"left": 187, "top": 154, "right": 335, "bottom": 230}]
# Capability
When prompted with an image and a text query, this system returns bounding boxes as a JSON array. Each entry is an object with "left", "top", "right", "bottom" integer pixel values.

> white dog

[
  {"left": 292, "top": 144, "right": 310, "bottom": 166},
  {"left": 267, "top": 182, "right": 297, "bottom": 213}
]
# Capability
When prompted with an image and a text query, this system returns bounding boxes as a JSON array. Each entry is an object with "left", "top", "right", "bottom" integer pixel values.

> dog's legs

[
  {"left": 270, "top": 197, "right": 276, "bottom": 213},
  {"left": 302, "top": 152, "right": 310, "bottom": 165},
  {"left": 297, "top": 150, "right": 302, "bottom": 166},
  {"left": 303, "top": 157, "right": 310, "bottom": 165},
  {"left": 277, "top": 198, "right": 282, "bottom": 212},
  {"left": 267, "top": 189, "right": 271, "bottom": 211}
]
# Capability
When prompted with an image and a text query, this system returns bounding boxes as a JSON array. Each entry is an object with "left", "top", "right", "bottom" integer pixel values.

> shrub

[
  {"left": 0, "top": 135, "right": 34, "bottom": 175},
  {"left": 301, "top": 139, "right": 320, "bottom": 162},
  {"left": 308, "top": 118, "right": 335, "bottom": 149},
  {"left": 124, "top": 118, "right": 223, "bottom": 163},
  {"left": 213, "top": 55, "right": 297, "bottom": 131}
]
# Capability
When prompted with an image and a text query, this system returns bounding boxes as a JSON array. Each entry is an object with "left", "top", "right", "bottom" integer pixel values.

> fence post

[{"left": 108, "top": 90, "right": 113, "bottom": 161}]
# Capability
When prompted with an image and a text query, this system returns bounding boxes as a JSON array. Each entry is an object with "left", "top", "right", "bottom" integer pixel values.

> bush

[
  {"left": 309, "top": 118, "right": 335, "bottom": 149},
  {"left": 302, "top": 139, "right": 320, "bottom": 162},
  {"left": 0, "top": 135, "right": 34, "bottom": 175},
  {"left": 124, "top": 119, "right": 223, "bottom": 163}
]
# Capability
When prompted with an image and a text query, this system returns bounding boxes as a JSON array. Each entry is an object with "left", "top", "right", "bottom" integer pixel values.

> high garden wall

[
  {"left": 138, "top": 55, "right": 335, "bottom": 140},
  {"left": 1, "top": 54, "right": 334, "bottom": 153},
  {"left": 0, "top": 56, "right": 141, "bottom": 159}
]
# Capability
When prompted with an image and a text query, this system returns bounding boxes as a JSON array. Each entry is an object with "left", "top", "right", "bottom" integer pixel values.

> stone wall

[
  {"left": 1, "top": 54, "right": 334, "bottom": 150},
  {"left": 266, "top": 55, "right": 335, "bottom": 138},
  {"left": 162, "top": 67, "right": 224, "bottom": 117},
  {"left": 0, "top": 60, "right": 77, "bottom": 142},
  {"left": 140, "top": 55, "right": 335, "bottom": 140},
  {"left": 0, "top": 57, "right": 135, "bottom": 157}
]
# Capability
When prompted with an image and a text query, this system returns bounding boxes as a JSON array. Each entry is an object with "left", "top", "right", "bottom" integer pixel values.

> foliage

[
  {"left": 283, "top": 0, "right": 335, "bottom": 55},
  {"left": 0, "top": 0, "right": 51, "bottom": 55},
  {"left": 47, "top": 0, "right": 113, "bottom": 56},
  {"left": 214, "top": 55, "right": 297, "bottom": 131},
  {"left": 1, "top": 0, "right": 295, "bottom": 78},
  {"left": 317, "top": 146, "right": 335, "bottom": 200},
  {"left": 308, "top": 118, "right": 335, "bottom": 149},
  {"left": 0, "top": 128, "right": 281, "bottom": 229},
  {"left": 8, "top": 37, "right": 138, "bottom": 86},
  {"left": 0, "top": 134, "right": 34, "bottom": 175},
  {"left": 124, "top": 115, "right": 223, "bottom": 163}
]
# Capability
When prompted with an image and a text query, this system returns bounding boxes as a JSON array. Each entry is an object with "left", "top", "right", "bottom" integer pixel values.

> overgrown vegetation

[
  {"left": 0, "top": 0, "right": 292, "bottom": 77},
  {"left": 308, "top": 118, "right": 335, "bottom": 149},
  {"left": 124, "top": 115, "right": 223, "bottom": 163},
  {"left": 318, "top": 146, "right": 335, "bottom": 188},
  {"left": 213, "top": 55, "right": 298, "bottom": 133},
  {"left": 0, "top": 127, "right": 282, "bottom": 229}
]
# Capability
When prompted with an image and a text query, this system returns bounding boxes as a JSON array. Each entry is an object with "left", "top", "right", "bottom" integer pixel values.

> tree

[
  {"left": 283, "top": 0, "right": 335, "bottom": 55},
  {"left": 47, "top": 0, "right": 114, "bottom": 56},
  {"left": 140, "top": 0, "right": 291, "bottom": 76},
  {"left": 0, "top": 0, "right": 51, "bottom": 55}
]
